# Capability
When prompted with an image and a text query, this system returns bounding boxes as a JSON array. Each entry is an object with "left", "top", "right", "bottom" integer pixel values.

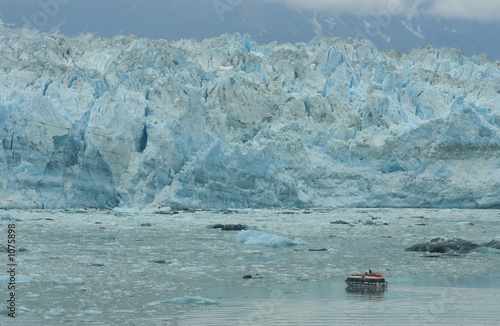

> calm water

[
  {"left": 180, "top": 276, "right": 500, "bottom": 326},
  {"left": 1, "top": 208, "right": 499, "bottom": 325}
]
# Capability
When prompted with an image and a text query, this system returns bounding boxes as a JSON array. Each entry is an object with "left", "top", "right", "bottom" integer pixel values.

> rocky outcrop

[
  {"left": 209, "top": 224, "right": 248, "bottom": 231},
  {"left": 405, "top": 238, "right": 481, "bottom": 253},
  {"left": 482, "top": 240, "right": 500, "bottom": 250}
]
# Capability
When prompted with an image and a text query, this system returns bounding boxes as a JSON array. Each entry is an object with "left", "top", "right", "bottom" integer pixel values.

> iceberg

[
  {"left": 0, "top": 33, "right": 499, "bottom": 209},
  {"left": 233, "top": 230, "right": 298, "bottom": 247},
  {"left": 47, "top": 308, "right": 66, "bottom": 316},
  {"left": 162, "top": 296, "right": 219, "bottom": 305},
  {"left": 51, "top": 277, "right": 85, "bottom": 285},
  {"left": 0, "top": 275, "right": 33, "bottom": 283}
]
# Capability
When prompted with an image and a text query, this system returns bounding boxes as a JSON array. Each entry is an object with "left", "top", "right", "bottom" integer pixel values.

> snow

[{"left": 0, "top": 33, "right": 499, "bottom": 209}]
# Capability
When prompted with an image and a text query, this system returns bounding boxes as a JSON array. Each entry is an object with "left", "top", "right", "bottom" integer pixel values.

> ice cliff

[{"left": 1, "top": 33, "right": 499, "bottom": 209}]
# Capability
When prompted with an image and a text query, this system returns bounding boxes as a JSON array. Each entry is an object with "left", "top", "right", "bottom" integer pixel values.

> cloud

[
  {"left": 263, "top": 0, "right": 406, "bottom": 16},
  {"left": 426, "top": 0, "right": 500, "bottom": 21},
  {"left": 264, "top": 0, "right": 500, "bottom": 21}
]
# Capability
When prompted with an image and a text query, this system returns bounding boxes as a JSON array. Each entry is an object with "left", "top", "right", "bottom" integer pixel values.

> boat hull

[
  {"left": 345, "top": 281, "right": 388, "bottom": 287},
  {"left": 345, "top": 274, "right": 387, "bottom": 287}
]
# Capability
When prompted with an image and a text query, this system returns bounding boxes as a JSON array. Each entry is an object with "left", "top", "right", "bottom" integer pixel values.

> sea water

[{"left": 1, "top": 208, "right": 499, "bottom": 325}]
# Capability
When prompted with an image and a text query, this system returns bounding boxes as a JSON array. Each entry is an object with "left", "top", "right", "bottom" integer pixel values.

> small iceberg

[
  {"left": 52, "top": 277, "right": 85, "bottom": 285},
  {"left": 47, "top": 308, "right": 66, "bottom": 316},
  {"left": 162, "top": 296, "right": 219, "bottom": 305},
  {"left": 233, "top": 230, "right": 299, "bottom": 248},
  {"left": 0, "top": 275, "right": 33, "bottom": 283},
  {"left": 111, "top": 206, "right": 140, "bottom": 213},
  {"left": 471, "top": 247, "right": 500, "bottom": 254}
]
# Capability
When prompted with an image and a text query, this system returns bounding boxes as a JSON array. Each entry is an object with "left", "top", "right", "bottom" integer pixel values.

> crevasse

[{"left": 0, "top": 33, "right": 499, "bottom": 209}]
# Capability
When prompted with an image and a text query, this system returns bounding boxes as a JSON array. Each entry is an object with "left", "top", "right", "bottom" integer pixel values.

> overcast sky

[
  {"left": 0, "top": 0, "right": 499, "bottom": 59},
  {"left": 265, "top": 0, "right": 500, "bottom": 21}
]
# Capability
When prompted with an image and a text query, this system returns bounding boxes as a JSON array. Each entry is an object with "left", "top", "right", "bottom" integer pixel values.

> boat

[{"left": 345, "top": 271, "right": 387, "bottom": 288}]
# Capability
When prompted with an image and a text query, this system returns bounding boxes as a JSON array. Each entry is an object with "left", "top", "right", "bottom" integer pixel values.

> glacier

[{"left": 0, "top": 32, "right": 499, "bottom": 209}]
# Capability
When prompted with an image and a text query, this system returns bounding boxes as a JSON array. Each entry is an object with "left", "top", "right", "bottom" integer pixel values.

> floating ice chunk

[
  {"left": 169, "top": 259, "right": 180, "bottom": 266},
  {"left": 47, "top": 308, "right": 66, "bottom": 316},
  {"left": 0, "top": 275, "right": 33, "bottom": 283},
  {"left": 155, "top": 207, "right": 173, "bottom": 214},
  {"left": 233, "top": 230, "right": 298, "bottom": 247},
  {"left": 162, "top": 296, "right": 219, "bottom": 304},
  {"left": 294, "top": 238, "right": 305, "bottom": 244},
  {"left": 141, "top": 205, "right": 173, "bottom": 214},
  {"left": 52, "top": 277, "right": 85, "bottom": 285},
  {"left": 180, "top": 266, "right": 206, "bottom": 275},
  {"left": 471, "top": 247, "right": 500, "bottom": 254},
  {"left": 455, "top": 221, "right": 475, "bottom": 226},
  {"left": 112, "top": 207, "right": 140, "bottom": 213}
]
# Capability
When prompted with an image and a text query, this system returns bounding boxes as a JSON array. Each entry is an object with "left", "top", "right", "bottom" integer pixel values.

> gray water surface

[
  {"left": 1, "top": 208, "right": 499, "bottom": 325},
  {"left": 183, "top": 277, "right": 500, "bottom": 326}
]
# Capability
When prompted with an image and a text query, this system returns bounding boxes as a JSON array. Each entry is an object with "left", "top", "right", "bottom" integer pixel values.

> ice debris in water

[
  {"left": 52, "top": 277, "right": 85, "bottom": 285},
  {"left": 233, "top": 230, "right": 299, "bottom": 247},
  {"left": 47, "top": 308, "right": 66, "bottom": 316},
  {"left": 471, "top": 247, "right": 500, "bottom": 254},
  {"left": 405, "top": 237, "right": 500, "bottom": 254},
  {"left": 0, "top": 275, "right": 33, "bottom": 283},
  {"left": 405, "top": 238, "right": 479, "bottom": 253},
  {"left": 162, "top": 296, "right": 219, "bottom": 305}
]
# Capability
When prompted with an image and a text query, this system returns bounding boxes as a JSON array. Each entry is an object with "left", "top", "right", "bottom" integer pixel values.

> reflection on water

[{"left": 345, "top": 284, "right": 387, "bottom": 297}]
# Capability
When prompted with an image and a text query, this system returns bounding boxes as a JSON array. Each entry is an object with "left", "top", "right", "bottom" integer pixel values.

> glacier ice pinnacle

[{"left": 0, "top": 33, "right": 499, "bottom": 209}]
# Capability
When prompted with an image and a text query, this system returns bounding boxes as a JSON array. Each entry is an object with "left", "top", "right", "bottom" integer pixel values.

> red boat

[{"left": 345, "top": 272, "right": 387, "bottom": 288}]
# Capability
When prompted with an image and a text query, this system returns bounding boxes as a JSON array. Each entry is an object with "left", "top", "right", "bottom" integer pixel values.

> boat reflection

[{"left": 345, "top": 284, "right": 387, "bottom": 297}]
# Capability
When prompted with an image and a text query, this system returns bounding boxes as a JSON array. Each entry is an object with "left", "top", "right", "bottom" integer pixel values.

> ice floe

[
  {"left": 233, "top": 230, "right": 300, "bottom": 247},
  {"left": 162, "top": 296, "right": 219, "bottom": 305}
]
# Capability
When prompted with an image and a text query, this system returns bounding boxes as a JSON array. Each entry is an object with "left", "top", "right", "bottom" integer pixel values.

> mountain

[
  {"left": 1, "top": 0, "right": 499, "bottom": 60},
  {"left": 1, "top": 33, "right": 499, "bottom": 209}
]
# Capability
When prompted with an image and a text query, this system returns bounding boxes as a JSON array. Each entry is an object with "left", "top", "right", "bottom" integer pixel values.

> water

[
  {"left": 1, "top": 208, "right": 499, "bottom": 325},
  {"left": 184, "top": 277, "right": 500, "bottom": 326}
]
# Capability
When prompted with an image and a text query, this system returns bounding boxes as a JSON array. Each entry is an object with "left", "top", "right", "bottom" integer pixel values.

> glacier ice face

[{"left": 0, "top": 33, "right": 499, "bottom": 209}]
